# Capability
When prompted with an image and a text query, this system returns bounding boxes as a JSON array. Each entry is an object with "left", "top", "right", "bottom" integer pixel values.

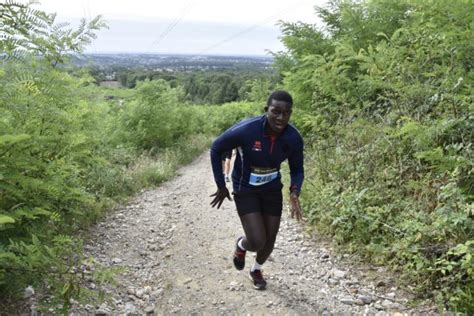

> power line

[
  {"left": 148, "top": 0, "right": 195, "bottom": 52},
  {"left": 196, "top": 0, "right": 308, "bottom": 55}
]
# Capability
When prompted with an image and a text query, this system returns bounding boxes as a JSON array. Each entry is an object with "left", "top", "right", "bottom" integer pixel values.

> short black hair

[{"left": 267, "top": 90, "right": 293, "bottom": 107}]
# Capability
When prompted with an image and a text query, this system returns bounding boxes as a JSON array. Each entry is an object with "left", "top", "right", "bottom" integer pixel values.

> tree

[
  {"left": 0, "top": 0, "right": 108, "bottom": 303},
  {"left": 317, "top": 0, "right": 410, "bottom": 50},
  {"left": 239, "top": 78, "right": 273, "bottom": 102},
  {"left": 0, "top": 0, "right": 107, "bottom": 66}
]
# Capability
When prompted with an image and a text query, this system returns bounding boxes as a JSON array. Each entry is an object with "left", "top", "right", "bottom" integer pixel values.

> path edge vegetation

[
  {"left": 274, "top": 0, "right": 473, "bottom": 312},
  {"left": 0, "top": 2, "right": 262, "bottom": 312}
]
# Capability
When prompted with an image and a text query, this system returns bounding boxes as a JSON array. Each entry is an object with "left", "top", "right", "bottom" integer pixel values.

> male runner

[{"left": 210, "top": 90, "right": 304, "bottom": 290}]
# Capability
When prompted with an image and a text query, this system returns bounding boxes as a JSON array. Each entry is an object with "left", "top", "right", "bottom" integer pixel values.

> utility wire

[
  {"left": 148, "top": 0, "right": 195, "bottom": 52},
  {"left": 196, "top": 0, "right": 308, "bottom": 55}
]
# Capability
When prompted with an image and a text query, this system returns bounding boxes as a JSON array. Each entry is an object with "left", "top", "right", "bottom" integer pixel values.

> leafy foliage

[
  {"left": 113, "top": 67, "right": 279, "bottom": 105},
  {"left": 275, "top": 0, "right": 473, "bottom": 312},
  {"left": 0, "top": 1, "right": 107, "bottom": 66},
  {"left": 0, "top": 3, "right": 262, "bottom": 309}
]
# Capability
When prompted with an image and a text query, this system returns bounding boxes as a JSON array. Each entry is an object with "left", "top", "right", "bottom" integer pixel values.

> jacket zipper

[{"left": 269, "top": 136, "right": 276, "bottom": 154}]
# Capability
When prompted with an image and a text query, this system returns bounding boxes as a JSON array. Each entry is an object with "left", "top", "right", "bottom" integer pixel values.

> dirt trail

[{"left": 74, "top": 152, "right": 435, "bottom": 315}]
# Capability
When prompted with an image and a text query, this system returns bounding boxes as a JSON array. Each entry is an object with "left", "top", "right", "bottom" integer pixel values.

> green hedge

[{"left": 277, "top": 0, "right": 473, "bottom": 312}]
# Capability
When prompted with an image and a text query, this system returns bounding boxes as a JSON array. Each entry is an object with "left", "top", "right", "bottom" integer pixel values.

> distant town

[{"left": 74, "top": 53, "right": 274, "bottom": 75}]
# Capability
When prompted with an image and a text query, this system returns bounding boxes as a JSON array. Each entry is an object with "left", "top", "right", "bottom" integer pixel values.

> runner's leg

[
  {"left": 256, "top": 214, "right": 281, "bottom": 264},
  {"left": 224, "top": 158, "right": 231, "bottom": 176},
  {"left": 239, "top": 213, "right": 266, "bottom": 252}
]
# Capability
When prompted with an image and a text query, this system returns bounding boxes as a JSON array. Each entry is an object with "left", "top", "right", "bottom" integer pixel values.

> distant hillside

[
  {"left": 72, "top": 53, "right": 274, "bottom": 72},
  {"left": 72, "top": 53, "right": 279, "bottom": 104}
]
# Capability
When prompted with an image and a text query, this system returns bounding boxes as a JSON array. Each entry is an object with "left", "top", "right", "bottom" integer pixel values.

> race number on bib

[{"left": 249, "top": 167, "right": 279, "bottom": 186}]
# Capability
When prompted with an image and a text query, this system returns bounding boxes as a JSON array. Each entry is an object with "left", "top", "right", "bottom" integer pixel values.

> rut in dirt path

[{"left": 75, "top": 152, "right": 436, "bottom": 315}]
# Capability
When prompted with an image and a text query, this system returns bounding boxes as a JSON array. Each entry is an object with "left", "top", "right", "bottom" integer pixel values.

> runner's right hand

[{"left": 210, "top": 187, "right": 232, "bottom": 209}]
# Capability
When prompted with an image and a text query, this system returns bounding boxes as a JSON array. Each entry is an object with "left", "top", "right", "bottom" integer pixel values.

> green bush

[{"left": 277, "top": 0, "right": 473, "bottom": 312}]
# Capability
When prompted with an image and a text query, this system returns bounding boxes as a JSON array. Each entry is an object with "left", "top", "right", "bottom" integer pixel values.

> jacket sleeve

[
  {"left": 288, "top": 134, "right": 304, "bottom": 193},
  {"left": 210, "top": 123, "right": 245, "bottom": 189}
]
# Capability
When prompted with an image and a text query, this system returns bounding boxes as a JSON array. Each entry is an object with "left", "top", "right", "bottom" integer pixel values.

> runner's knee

[{"left": 245, "top": 236, "right": 266, "bottom": 251}]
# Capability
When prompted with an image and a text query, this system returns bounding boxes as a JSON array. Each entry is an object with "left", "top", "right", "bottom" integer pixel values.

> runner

[{"left": 210, "top": 90, "right": 304, "bottom": 290}]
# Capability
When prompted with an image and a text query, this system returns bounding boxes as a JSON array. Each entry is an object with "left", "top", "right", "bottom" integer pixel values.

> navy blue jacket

[{"left": 211, "top": 115, "right": 304, "bottom": 193}]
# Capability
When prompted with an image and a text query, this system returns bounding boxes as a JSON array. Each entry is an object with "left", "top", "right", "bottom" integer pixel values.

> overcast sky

[{"left": 30, "top": 0, "right": 328, "bottom": 56}]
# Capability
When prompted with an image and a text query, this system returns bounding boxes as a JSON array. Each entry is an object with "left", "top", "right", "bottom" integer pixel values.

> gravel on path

[{"left": 69, "top": 152, "right": 436, "bottom": 315}]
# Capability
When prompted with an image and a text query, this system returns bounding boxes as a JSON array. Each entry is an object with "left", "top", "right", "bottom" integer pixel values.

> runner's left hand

[{"left": 289, "top": 192, "right": 302, "bottom": 221}]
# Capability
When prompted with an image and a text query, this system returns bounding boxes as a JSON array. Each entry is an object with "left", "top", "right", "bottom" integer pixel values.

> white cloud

[{"left": 35, "top": 0, "right": 326, "bottom": 24}]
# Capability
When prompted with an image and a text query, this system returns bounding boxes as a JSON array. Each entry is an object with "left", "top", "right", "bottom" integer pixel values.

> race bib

[{"left": 249, "top": 167, "right": 279, "bottom": 186}]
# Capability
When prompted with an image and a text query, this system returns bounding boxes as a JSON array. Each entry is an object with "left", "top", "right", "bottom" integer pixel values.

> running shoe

[
  {"left": 249, "top": 269, "right": 267, "bottom": 290},
  {"left": 233, "top": 237, "right": 246, "bottom": 270}
]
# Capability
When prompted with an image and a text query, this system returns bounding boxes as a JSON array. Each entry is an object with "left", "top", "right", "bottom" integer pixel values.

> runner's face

[{"left": 266, "top": 99, "right": 292, "bottom": 134}]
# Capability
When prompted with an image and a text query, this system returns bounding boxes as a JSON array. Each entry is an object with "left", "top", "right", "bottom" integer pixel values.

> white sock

[
  {"left": 251, "top": 261, "right": 263, "bottom": 272},
  {"left": 238, "top": 238, "right": 246, "bottom": 251}
]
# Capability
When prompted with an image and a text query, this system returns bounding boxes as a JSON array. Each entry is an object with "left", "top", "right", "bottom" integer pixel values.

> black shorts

[{"left": 233, "top": 190, "right": 283, "bottom": 217}]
